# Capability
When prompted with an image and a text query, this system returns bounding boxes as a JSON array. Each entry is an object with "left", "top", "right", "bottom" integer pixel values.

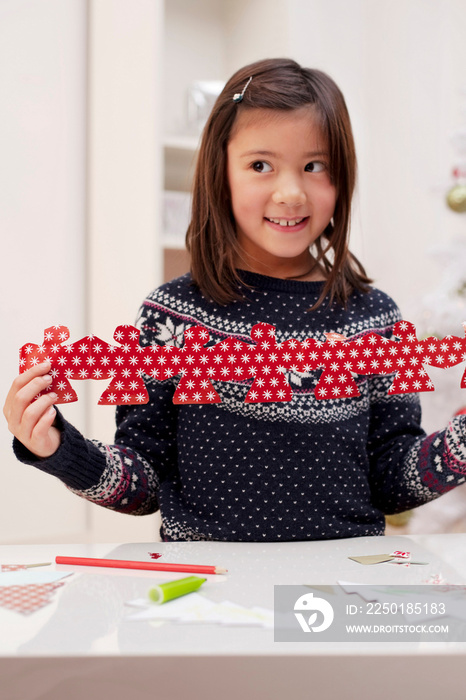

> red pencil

[{"left": 55, "top": 556, "right": 228, "bottom": 575}]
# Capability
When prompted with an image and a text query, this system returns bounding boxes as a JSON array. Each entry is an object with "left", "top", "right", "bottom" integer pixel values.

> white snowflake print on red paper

[{"left": 19, "top": 320, "right": 466, "bottom": 406}]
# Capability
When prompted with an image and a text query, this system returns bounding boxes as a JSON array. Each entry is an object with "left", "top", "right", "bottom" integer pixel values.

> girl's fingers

[
  {"left": 10, "top": 361, "right": 51, "bottom": 392},
  {"left": 5, "top": 374, "right": 54, "bottom": 430},
  {"left": 20, "top": 393, "right": 58, "bottom": 442},
  {"left": 3, "top": 362, "right": 51, "bottom": 417},
  {"left": 30, "top": 405, "right": 57, "bottom": 444},
  {"left": 30, "top": 406, "right": 59, "bottom": 452},
  {"left": 3, "top": 361, "right": 61, "bottom": 458}
]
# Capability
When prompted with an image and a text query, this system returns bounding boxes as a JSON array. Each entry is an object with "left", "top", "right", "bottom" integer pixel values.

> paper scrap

[
  {"left": 197, "top": 600, "right": 272, "bottom": 627},
  {"left": 348, "top": 554, "right": 395, "bottom": 565},
  {"left": 1, "top": 563, "right": 50, "bottom": 572},
  {"left": 348, "top": 551, "right": 428, "bottom": 566},
  {"left": 125, "top": 594, "right": 273, "bottom": 627},
  {"left": 390, "top": 550, "right": 410, "bottom": 559},
  {"left": 423, "top": 573, "right": 448, "bottom": 585},
  {"left": 0, "top": 571, "right": 72, "bottom": 616},
  {"left": 126, "top": 593, "right": 215, "bottom": 621}
]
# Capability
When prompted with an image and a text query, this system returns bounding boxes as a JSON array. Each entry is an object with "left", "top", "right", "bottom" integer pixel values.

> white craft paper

[
  {"left": 0, "top": 570, "right": 72, "bottom": 586},
  {"left": 125, "top": 593, "right": 273, "bottom": 627}
]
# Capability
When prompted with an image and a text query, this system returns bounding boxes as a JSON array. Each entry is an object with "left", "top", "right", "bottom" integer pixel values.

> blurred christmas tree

[
  {"left": 387, "top": 97, "right": 466, "bottom": 535},
  {"left": 418, "top": 97, "right": 466, "bottom": 326},
  {"left": 416, "top": 106, "right": 466, "bottom": 432}
]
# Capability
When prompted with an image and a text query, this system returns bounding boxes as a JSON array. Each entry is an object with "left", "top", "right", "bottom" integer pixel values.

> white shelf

[
  {"left": 161, "top": 236, "right": 187, "bottom": 249},
  {"left": 164, "top": 134, "right": 201, "bottom": 152}
]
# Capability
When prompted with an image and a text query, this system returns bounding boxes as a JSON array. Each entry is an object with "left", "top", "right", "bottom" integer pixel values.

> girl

[{"left": 4, "top": 58, "right": 466, "bottom": 542}]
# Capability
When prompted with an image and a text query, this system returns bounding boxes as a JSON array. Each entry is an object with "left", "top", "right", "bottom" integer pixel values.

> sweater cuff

[{"left": 12, "top": 410, "right": 107, "bottom": 492}]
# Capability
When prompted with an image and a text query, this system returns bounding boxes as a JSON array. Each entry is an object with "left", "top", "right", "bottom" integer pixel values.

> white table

[{"left": 1, "top": 533, "right": 466, "bottom": 700}]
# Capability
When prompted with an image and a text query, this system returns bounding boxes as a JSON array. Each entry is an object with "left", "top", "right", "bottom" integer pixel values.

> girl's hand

[{"left": 3, "top": 361, "right": 61, "bottom": 458}]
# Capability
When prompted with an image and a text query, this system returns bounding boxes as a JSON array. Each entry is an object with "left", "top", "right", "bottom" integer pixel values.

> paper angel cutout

[{"left": 19, "top": 325, "right": 149, "bottom": 405}]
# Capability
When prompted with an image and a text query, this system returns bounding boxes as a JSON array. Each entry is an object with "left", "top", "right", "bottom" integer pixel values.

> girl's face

[{"left": 227, "top": 107, "right": 336, "bottom": 280}]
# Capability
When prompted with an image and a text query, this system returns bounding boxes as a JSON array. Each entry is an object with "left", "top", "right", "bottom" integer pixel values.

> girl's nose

[{"left": 271, "top": 177, "right": 306, "bottom": 207}]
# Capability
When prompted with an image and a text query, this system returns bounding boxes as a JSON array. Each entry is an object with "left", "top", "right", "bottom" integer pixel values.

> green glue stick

[{"left": 148, "top": 576, "right": 207, "bottom": 604}]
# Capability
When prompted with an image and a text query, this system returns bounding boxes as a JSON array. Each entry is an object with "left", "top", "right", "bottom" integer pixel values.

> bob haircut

[{"left": 186, "top": 57, "right": 371, "bottom": 309}]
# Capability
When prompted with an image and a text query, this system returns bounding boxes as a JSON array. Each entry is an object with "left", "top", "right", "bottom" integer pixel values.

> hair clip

[{"left": 233, "top": 76, "right": 252, "bottom": 103}]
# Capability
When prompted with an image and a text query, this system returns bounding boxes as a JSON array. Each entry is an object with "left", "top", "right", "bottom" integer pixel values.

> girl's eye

[
  {"left": 251, "top": 161, "right": 272, "bottom": 173},
  {"left": 305, "top": 161, "right": 325, "bottom": 173}
]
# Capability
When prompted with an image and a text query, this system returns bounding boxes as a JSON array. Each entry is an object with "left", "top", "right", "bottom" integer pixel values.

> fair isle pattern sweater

[{"left": 14, "top": 272, "right": 466, "bottom": 541}]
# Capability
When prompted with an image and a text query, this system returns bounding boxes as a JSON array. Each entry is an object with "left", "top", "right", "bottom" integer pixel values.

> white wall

[
  {"left": 0, "top": 0, "right": 88, "bottom": 543},
  {"left": 86, "top": 0, "right": 163, "bottom": 541},
  {"left": 164, "top": 0, "right": 227, "bottom": 137},
  {"left": 0, "top": 0, "right": 163, "bottom": 544}
]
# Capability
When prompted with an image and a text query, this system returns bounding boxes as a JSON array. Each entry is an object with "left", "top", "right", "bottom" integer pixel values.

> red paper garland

[{"left": 19, "top": 320, "right": 466, "bottom": 406}]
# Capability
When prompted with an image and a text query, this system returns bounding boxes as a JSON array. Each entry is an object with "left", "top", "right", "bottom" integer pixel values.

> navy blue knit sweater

[{"left": 14, "top": 272, "right": 466, "bottom": 541}]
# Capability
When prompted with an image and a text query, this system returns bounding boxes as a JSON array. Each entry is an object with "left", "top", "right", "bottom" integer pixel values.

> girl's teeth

[{"left": 268, "top": 218, "right": 304, "bottom": 226}]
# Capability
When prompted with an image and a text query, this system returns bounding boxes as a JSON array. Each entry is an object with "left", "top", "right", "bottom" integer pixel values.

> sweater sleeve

[
  {"left": 367, "top": 374, "right": 466, "bottom": 514},
  {"left": 12, "top": 299, "right": 180, "bottom": 516}
]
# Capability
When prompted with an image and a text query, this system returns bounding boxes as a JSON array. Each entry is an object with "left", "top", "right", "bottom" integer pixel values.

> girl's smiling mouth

[{"left": 264, "top": 216, "right": 309, "bottom": 230}]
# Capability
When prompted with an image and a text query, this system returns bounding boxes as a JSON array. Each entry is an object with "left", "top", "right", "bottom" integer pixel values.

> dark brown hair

[{"left": 186, "top": 58, "right": 371, "bottom": 308}]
